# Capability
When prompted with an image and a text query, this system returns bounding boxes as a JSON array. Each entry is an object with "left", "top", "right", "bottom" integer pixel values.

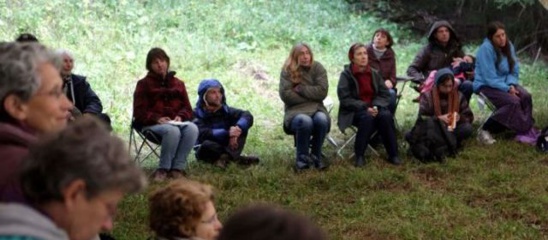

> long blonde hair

[{"left": 283, "top": 43, "right": 314, "bottom": 84}]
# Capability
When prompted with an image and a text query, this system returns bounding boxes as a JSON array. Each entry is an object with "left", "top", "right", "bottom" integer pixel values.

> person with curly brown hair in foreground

[{"left": 149, "top": 180, "right": 222, "bottom": 240}]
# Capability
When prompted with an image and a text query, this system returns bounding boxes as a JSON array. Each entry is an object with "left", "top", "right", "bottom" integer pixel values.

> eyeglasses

[{"left": 200, "top": 213, "right": 219, "bottom": 225}]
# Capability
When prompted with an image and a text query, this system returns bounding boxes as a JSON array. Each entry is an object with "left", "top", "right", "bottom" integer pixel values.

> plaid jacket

[{"left": 133, "top": 71, "right": 193, "bottom": 127}]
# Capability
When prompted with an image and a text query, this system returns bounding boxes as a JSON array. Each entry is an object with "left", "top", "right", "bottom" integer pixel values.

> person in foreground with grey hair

[
  {"left": 0, "top": 117, "right": 147, "bottom": 240},
  {"left": 56, "top": 49, "right": 112, "bottom": 129},
  {"left": 0, "top": 42, "right": 73, "bottom": 202}
]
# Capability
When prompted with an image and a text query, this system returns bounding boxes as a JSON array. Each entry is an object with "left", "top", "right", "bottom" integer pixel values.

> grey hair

[
  {"left": 0, "top": 42, "right": 61, "bottom": 103},
  {"left": 55, "top": 48, "right": 74, "bottom": 61},
  {"left": 20, "top": 117, "right": 147, "bottom": 204}
]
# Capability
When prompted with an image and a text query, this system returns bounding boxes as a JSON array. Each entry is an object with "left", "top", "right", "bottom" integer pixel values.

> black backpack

[
  {"left": 537, "top": 127, "right": 548, "bottom": 153},
  {"left": 407, "top": 116, "right": 457, "bottom": 163}
]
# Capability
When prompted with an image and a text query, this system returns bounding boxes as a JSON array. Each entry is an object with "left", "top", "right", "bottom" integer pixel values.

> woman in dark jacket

[
  {"left": 417, "top": 68, "right": 474, "bottom": 147},
  {"left": 337, "top": 43, "right": 401, "bottom": 167},
  {"left": 367, "top": 28, "right": 397, "bottom": 114}
]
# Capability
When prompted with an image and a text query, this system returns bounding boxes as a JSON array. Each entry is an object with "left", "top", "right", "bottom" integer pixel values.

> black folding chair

[{"left": 128, "top": 118, "right": 162, "bottom": 165}]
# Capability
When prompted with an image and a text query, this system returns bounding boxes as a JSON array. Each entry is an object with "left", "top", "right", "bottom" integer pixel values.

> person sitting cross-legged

[
  {"left": 407, "top": 68, "right": 474, "bottom": 150},
  {"left": 133, "top": 47, "right": 199, "bottom": 182},
  {"left": 194, "top": 79, "right": 259, "bottom": 169}
]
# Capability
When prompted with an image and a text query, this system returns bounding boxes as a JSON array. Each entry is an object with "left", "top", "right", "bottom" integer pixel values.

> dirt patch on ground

[{"left": 410, "top": 167, "right": 447, "bottom": 189}]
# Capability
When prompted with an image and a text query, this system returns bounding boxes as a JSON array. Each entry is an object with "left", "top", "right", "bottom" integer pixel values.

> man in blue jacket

[
  {"left": 57, "top": 49, "right": 111, "bottom": 130},
  {"left": 194, "top": 79, "right": 259, "bottom": 168}
]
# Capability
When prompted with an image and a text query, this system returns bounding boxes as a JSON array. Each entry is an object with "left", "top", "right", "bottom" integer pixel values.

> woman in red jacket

[{"left": 133, "top": 48, "right": 199, "bottom": 182}]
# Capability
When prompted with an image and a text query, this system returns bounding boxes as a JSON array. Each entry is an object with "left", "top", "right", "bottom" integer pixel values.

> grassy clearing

[{"left": 2, "top": 0, "right": 548, "bottom": 239}]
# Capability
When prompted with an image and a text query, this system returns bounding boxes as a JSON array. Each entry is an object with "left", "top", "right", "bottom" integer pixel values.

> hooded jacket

[
  {"left": 193, "top": 79, "right": 253, "bottom": 146},
  {"left": 279, "top": 61, "right": 330, "bottom": 134},
  {"left": 133, "top": 71, "right": 194, "bottom": 128},
  {"left": 407, "top": 20, "right": 465, "bottom": 82},
  {"left": 0, "top": 121, "right": 36, "bottom": 203},
  {"left": 337, "top": 64, "right": 390, "bottom": 132},
  {"left": 419, "top": 68, "right": 474, "bottom": 124},
  {"left": 0, "top": 203, "right": 69, "bottom": 240}
]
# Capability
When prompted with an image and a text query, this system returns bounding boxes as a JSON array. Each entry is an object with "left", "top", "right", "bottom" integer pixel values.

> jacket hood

[
  {"left": 427, "top": 20, "right": 460, "bottom": 44},
  {"left": 434, "top": 68, "right": 454, "bottom": 86},
  {"left": 0, "top": 203, "right": 69, "bottom": 240},
  {"left": 196, "top": 78, "right": 227, "bottom": 109}
]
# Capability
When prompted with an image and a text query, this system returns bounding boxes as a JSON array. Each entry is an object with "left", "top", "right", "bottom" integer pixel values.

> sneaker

[
  {"left": 237, "top": 155, "right": 260, "bottom": 165},
  {"left": 151, "top": 169, "right": 168, "bottom": 182},
  {"left": 168, "top": 169, "right": 187, "bottom": 179},
  {"left": 477, "top": 130, "right": 496, "bottom": 145}
]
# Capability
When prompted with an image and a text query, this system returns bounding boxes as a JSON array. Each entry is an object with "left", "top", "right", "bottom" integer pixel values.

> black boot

[
  {"left": 355, "top": 156, "right": 366, "bottom": 167},
  {"left": 388, "top": 156, "right": 402, "bottom": 165},
  {"left": 294, "top": 154, "right": 311, "bottom": 173},
  {"left": 310, "top": 154, "right": 328, "bottom": 170}
]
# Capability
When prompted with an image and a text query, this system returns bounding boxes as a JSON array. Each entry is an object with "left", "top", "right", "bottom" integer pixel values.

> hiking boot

[
  {"left": 237, "top": 155, "right": 260, "bottom": 165},
  {"left": 388, "top": 156, "right": 402, "bottom": 165},
  {"left": 355, "top": 156, "right": 366, "bottom": 167},
  {"left": 294, "top": 154, "right": 311, "bottom": 173},
  {"left": 151, "top": 169, "right": 168, "bottom": 182},
  {"left": 214, "top": 154, "right": 230, "bottom": 169},
  {"left": 309, "top": 154, "right": 328, "bottom": 170},
  {"left": 168, "top": 169, "right": 187, "bottom": 179},
  {"left": 477, "top": 130, "right": 496, "bottom": 145}
]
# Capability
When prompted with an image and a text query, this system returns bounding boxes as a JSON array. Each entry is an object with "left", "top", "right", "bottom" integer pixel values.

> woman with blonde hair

[
  {"left": 279, "top": 43, "right": 329, "bottom": 172},
  {"left": 149, "top": 180, "right": 222, "bottom": 240}
]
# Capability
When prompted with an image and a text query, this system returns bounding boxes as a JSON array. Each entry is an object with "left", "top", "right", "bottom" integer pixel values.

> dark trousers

[
  {"left": 458, "top": 80, "right": 474, "bottom": 103},
  {"left": 352, "top": 108, "right": 398, "bottom": 158},
  {"left": 479, "top": 85, "right": 534, "bottom": 134},
  {"left": 454, "top": 122, "right": 473, "bottom": 146},
  {"left": 195, "top": 134, "right": 248, "bottom": 163}
]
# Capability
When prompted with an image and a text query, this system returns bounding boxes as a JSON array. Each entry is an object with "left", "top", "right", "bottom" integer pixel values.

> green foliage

[{"left": 2, "top": 0, "right": 548, "bottom": 239}]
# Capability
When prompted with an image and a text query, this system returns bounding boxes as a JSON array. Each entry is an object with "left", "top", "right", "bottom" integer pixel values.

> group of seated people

[
  {"left": 0, "top": 40, "right": 322, "bottom": 239},
  {"left": 0, "top": 18, "right": 542, "bottom": 240},
  {"left": 280, "top": 20, "right": 539, "bottom": 169}
]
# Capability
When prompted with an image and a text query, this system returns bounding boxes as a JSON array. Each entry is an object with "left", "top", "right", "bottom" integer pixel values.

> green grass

[{"left": 2, "top": 0, "right": 548, "bottom": 239}]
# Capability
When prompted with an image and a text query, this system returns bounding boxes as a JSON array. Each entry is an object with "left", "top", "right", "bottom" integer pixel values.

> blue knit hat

[{"left": 434, "top": 68, "right": 454, "bottom": 86}]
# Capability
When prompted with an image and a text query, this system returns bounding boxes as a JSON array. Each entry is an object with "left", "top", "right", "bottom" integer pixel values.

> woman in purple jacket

[
  {"left": 367, "top": 28, "right": 397, "bottom": 114},
  {"left": 0, "top": 42, "right": 73, "bottom": 202}
]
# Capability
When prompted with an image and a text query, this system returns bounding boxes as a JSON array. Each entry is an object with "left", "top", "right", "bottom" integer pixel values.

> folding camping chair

[
  {"left": 475, "top": 91, "right": 496, "bottom": 134},
  {"left": 128, "top": 118, "right": 162, "bottom": 165}
]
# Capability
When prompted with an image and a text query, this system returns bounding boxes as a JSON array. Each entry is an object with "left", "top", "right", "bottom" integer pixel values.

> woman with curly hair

[{"left": 149, "top": 180, "right": 222, "bottom": 240}]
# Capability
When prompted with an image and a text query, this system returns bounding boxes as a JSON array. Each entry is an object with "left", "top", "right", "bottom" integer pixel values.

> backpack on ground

[{"left": 407, "top": 116, "right": 457, "bottom": 163}]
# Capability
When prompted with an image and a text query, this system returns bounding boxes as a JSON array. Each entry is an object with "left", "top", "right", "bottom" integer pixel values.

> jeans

[
  {"left": 290, "top": 112, "right": 329, "bottom": 162},
  {"left": 143, "top": 122, "right": 199, "bottom": 170},
  {"left": 352, "top": 108, "right": 398, "bottom": 158}
]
